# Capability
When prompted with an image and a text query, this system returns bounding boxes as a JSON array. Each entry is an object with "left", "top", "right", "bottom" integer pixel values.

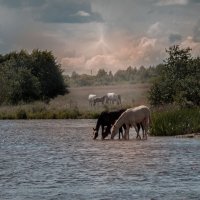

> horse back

[{"left": 124, "top": 106, "right": 150, "bottom": 123}]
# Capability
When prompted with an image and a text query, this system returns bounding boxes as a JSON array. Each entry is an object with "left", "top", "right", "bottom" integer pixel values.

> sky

[{"left": 0, "top": 0, "right": 200, "bottom": 74}]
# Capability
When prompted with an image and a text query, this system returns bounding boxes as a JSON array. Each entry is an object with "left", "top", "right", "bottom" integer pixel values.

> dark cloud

[
  {"left": 38, "top": 1, "right": 103, "bottom": 23},
  {"left": 193, "top": 20, "right": 200, "bottom": 42},
  {"left": 39, "top": 0, "right": 103, "bottom": 23},
  {"left": 0, "top": 0, "right": 103, "bottom": 23},
  {"left": 169, "top": 33, "right": 182, "bottom": 43},
  {"left": 188, "top": 0, "right": 200, "bottom": 4},
  {"left": 0, "top": 0, "right": 46, "bottom": 8}
]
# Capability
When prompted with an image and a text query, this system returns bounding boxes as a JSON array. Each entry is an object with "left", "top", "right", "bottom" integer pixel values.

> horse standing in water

[
  {"left": 111, "top": 105, "right": 151, "bottom": 140},
  {"left": 93, "top": 109, "right": 143, "bottom": 140},
  {"left": 93, "top": 109, "right": 126, "bottom": 140}
]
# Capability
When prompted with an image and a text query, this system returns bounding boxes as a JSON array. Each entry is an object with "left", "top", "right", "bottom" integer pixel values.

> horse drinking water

[
  {"left": 111, "top": 105, "right": 151, "bottom": 140},
  {"left": 93, "top": 109, "right": 126, "bottom": 140}
]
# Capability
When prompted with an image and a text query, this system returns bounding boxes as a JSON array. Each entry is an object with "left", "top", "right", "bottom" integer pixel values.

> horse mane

[{"left": 113, "top": 110, "right": 127, "bottom": 130}]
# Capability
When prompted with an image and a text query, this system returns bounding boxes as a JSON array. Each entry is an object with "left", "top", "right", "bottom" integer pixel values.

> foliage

[
  {"left": 150, "top": 107, "right": 200, "bottom": 136},
  {"left": 0, "top": 50, "right": 68, "bottom": 105},
  {"left": 67, "top": 65, "right": 157, "bottom": 87},
  {"left": 148, "top": 45, "right": 200, "bottom": 106}
]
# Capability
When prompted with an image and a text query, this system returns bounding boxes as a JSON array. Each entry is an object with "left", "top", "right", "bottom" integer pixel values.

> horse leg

[
  {"left": 134, "top": 124, "right": 141, "bottom": 140},
  {"left": 124, "top": 125, "right": 130, "bottom": 140},
  {"left": 142, "top": 119, "right": 147, "bottom": 139},
  {"left": 144, "top": 118, "right": 150, "bottom": 140},
  {"left": 101, "top": 125, "right": 104, "bottom": 140},
  {"left": 119, "top": 127, "right": 123, "bottom": 139}
]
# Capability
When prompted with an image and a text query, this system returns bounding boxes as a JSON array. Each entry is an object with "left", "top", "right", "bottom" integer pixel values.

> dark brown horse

[{"left": 93, "top": 109, "right": 126, "bottom": 140}]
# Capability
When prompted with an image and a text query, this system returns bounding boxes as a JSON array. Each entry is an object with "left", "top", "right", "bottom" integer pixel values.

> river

[{"left": 0, "top": 119, "right": 200, "bottom": 200}]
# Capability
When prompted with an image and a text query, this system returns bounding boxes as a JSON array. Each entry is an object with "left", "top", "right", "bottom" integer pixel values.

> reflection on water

[{"left": 0, "top": 119, "right": 200, "bottom": 200}]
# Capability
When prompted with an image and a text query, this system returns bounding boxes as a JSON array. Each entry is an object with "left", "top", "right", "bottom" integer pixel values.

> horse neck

[
  {"left": 95, "top": 116, "right": 103, "bottom": 131},
  {"left": 114, "top": 114, "right": 125, "bottom": 129}
]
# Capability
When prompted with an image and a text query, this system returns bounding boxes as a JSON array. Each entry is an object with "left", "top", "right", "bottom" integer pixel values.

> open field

[
  {"left": 50, "top": 83, "right": 150, "bottom": 111},
  {"left": 0, "top": 83, "right": 150, "bottom": 119}
]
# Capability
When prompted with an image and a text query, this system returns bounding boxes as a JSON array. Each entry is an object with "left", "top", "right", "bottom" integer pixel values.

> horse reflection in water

[
  {"left": 111, "top": 105, "right": 150, "bottom": 140},
  {"left": 93, "top": 109, "right": 144, "bottom": 140}
]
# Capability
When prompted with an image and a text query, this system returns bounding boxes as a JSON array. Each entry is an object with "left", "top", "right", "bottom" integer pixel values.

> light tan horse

[{"left": 111, "top": 105, "right": 151, "bottom": 140}]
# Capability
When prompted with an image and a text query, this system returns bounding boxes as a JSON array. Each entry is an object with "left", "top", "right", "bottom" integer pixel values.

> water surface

[{"left": 0, "top": 120, "right": 200, "bottom": 200}]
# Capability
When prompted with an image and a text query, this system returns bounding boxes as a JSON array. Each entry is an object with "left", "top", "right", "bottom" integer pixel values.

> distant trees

[
  {"left": 0, "top": 50, "right": 68, "bottom": 105},
  {"left": 66, "top": 65, "right": 157, "bottom": 87},
  {"left": 148, "top": 45, "right": 200, "bottom": 106}
]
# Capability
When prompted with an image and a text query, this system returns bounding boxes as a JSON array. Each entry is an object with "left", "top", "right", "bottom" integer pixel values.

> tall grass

[
  {"left": 0, "top": 102, "right": 100, "bottom": 119},
  {"left": 150, "top": 107, "right": 200, "bottom": 136}
]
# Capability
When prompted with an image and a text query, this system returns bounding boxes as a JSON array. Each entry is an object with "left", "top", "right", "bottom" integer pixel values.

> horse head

[
  {"left": 110, "top": 124, "right": 117, "bottom": 139},
  {"left": 93, "top": 128, "right": 98, "bottom": 140}
]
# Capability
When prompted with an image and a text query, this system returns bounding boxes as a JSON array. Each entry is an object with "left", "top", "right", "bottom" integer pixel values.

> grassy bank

[
  {"left": 1, "top": 102, "right": 200, "bottom": 137},
  {"left": 0, "top": 103, "right": 100, "bottom": 120},
  {"left": 150, "top": 106, "right": 200, "bottom": 136}
]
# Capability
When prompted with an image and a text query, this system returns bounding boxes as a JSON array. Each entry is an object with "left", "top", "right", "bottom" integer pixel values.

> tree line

[
  {"left": 0, "top": 50, "right": 67, "bottom": 105},
  {"left": 65, "top": 65, "right": 157, "bottom": 87}
]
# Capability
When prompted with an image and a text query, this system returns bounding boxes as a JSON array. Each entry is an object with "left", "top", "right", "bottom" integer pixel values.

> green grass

[
  {"left": 0, "top": 103, "right": 100, "bottom": 120},
  {"left": 150, "top": 107, "right": 200, "bottom": 136}
]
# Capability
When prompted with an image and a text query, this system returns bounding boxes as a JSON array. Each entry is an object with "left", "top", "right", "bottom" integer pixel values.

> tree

[
  {"left": 31, "top": 50, "right": 67, "bottom": 100},
  {"left": 148, "top": 45, "right": 200, "bottom": 106},
  {"left": 0, "top": 50, "right": 68, "bottom": 105}
]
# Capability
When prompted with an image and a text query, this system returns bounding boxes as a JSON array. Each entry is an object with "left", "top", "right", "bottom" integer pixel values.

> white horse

[
  {"left": 111, "top": 105, "right": 151, "bottom": 140},
  {"left": 88, "top": 94, "right": 96, "bottom": 106},
  {"left": 106, "top": 93, "right": 121, "bottom": 105}
]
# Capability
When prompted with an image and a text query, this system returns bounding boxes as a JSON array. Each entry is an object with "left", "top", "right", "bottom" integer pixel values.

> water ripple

[{"left": 0, "top": 119, "right": 200, "bottom": 200}]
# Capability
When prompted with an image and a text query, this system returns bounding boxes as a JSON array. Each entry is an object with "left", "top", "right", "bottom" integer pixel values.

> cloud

[
  {"left": 61, "top": 35, "right": 166, "bottom": 74},
  {"left": 193, "top": 19, "right": 200, "bottom": 42},
  {"left": 0, "top": 0, "right": 103, "bottom": 23},
  {"left": 38, "top": 1, "right": 103, "bottom": 23},
  {"left": 147, "top": 22, "right": 163, "bottom": 37},
  {"left": 156, "top": 0, "right": 188, "bottom": 6},
  {"left": 181, "top": 36, "right": 200, "bottom": 56},
  {"left": 75, "top": 11, "right": 90, "bottom": 17},
  {"left": 169, "top": 33, "right": 182, "bottom": 43},
  {"left": 0, "top": 0, "right": 45, "bottom": 8}
]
